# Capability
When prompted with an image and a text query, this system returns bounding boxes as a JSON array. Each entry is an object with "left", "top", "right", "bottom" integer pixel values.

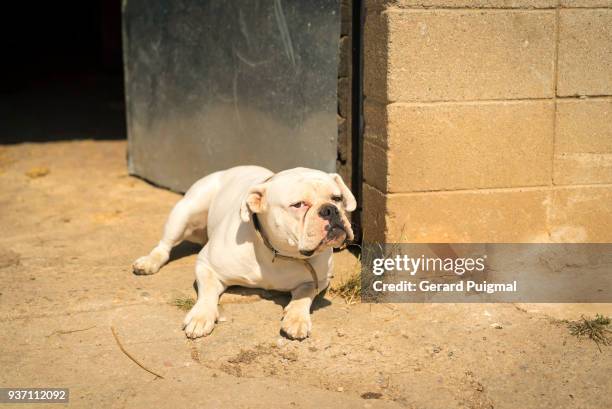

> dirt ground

[{"left": 1, "top": 140, "right": 610, "bottom": 409}]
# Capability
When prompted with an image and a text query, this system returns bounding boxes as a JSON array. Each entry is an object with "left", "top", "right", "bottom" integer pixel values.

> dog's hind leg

[
  {"left": 132, "top": 171, "right": 223, "bottom": 275},
  {"left": 132, "top": 199, "right": 196, "bottom": 275}
]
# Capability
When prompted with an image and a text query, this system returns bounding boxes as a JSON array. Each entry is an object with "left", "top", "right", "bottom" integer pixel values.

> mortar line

[
  {"left": 384, "top": 7, "right": 557, "bottom": 13},
  {"left": 547, "top": 1, "right": 562, "bottom": 241},
  {"left": 366, "top": 95, "right": 612, "bottom": 107},
  {"left": 552, "top": 3, "right": 561, "bottom": 189},
  {"left": 380, "top": 6, "right": 612, "bottom": 12},
  {"left": 364, "top": 181, "right": 612, "bottom": 197}
]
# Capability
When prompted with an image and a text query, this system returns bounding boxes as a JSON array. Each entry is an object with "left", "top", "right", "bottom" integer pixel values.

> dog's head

[{"left": 240, "top": 168, "right": 356, "bottom": 257}]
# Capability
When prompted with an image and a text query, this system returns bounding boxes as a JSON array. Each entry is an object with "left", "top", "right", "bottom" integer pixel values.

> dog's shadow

[
  {"left": 221, "top": 286, "right": 331, "bottom": 312},
  {"left": 193, "top": 284, "right": 332, "bottom": 340},
  {"left": 215, "top": 286, "right": 332, "bottom": 340},
  {"left": 191, "top": 283, "right": 332, "bottom": 339},
  {"left": 168, "top": 241, "right": 203, "bottom": 262},
  {"left": 193, "top": 284, "right": 332, "bottom": 313}
]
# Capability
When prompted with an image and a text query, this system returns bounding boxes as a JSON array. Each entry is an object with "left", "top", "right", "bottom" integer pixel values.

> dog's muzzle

[{"left": 319, "top": 204, "right": 347, "bottom": 241}]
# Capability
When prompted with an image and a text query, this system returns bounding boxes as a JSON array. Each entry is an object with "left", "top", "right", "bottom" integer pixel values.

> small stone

[
  {"left": 276, "top": 337, "right": 286, "bottom": 348},
  {"left": 337, "top": 387, "right": 344, "bottom": 392},
  {"left": 490, "top": 323, "right": 503, "bottom": 329},
  {"left": 336, "top": 329, "right": 345, "bottom": 337},
  {"left": 26, "top": 167, "right": 50, "bottom": 178},
  {"left": 0, "top": 248, "right": 20, "bottom": 269}
]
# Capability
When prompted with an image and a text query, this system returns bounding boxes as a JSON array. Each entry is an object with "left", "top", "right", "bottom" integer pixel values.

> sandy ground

[{"left": 0, "top": 140, "right": 610, "bottom": 409}]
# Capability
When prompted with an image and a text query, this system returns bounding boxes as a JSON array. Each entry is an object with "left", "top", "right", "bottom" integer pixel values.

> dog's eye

[
  {"left": 331, "top": 195, "right": 343, "bottom": 203},
  {"left": 290, "top": 201, "right": 307, "bottom": 208}
]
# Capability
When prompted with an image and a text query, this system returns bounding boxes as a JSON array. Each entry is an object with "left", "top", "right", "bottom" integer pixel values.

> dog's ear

[
  {"left": 240, "top": 183, "right": 267, "bottom": 222},
  {"left": 329, "top": 173, "right": 356, "bottom": 212}
]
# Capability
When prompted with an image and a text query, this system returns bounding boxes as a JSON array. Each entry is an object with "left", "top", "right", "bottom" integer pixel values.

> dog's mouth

[
  {"left": 299, "top": 224, "right": 347, "bottom": 257},
  {"left": 325, "top": 222, "right": 347, "bottom": 242},
  {"left": 299, "top": 248, "right": 316, "bottom": 257}
]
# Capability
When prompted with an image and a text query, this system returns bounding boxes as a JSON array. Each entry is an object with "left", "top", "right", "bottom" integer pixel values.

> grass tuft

[
  {"left": 172, "top": 296, "right": 196, "bottom": 311},
  {"left": 329, "top": 227, "right": 407, "bottom": 304},
  {"left": 567, "top": 314, "right": 611, "bottom": 352},
  {"left": 330, "top": 271, "right": 362, "bottom": 304}
]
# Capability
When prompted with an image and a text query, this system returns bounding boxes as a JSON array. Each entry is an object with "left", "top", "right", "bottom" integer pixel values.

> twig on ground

[
  {"left": 46, "top": 325, "right": 96, "bottom": 337},
  {"left": 111, "top": 326, "right": 164, "bottom": 379}
]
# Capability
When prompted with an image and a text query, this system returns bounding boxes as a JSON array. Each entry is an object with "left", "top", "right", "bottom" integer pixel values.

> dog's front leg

[
  {"left": 281, "top": 282, "right": 318, "bottom": 340},
  {"left": 183, "top": 257, "right": 225, "bottom": 339}
]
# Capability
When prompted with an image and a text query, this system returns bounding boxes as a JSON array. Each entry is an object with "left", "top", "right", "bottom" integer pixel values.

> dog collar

[{"left": 252, "top": 213, "right": 319, "bottom": 291}]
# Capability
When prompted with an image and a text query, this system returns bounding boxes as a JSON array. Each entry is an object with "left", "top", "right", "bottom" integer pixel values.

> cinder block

[
  {"left": 336, "top": 114, "right": 351, "bottom": 189},
  {"left": 337, "top": 115, "right": 349, "bottom": 163},
  {"left": 337, "top": 77, "right": 351, "bottom": 119},
  {"left": 341, "top": 1, "right": 352, "bottom": 36},
  {"left": 363, "top": 141, "right": 388, "bottom": 191},
  {"left": 366, "top": 0, "right": 556, "bottom": 8},
  {"left": 559, "top": 1, "right": 612, "bottom": 7},
  {"left": 550, "top": 186, "right": 612, "bottom": 242},
  {"left": 558, "top": 10, "right": 612, "bottom": 97},
  {"left": 556, "top": 99, "right": 612, "bottom": 154},
  {"left": 367, "top": 9, "right": 555, "bottom": 102},
  {"left": 363, "top": 12, "right": 389, "bottom": 102},
  {"left": 362, "top": 183, "right": 551, "bottom": 242},
  {"left": 362, "top": 183, "right": 388, "bottom": 243},
  {"left": 554, "top": 98, "right": 612, "bottom": 185},
  {"left": 336, "top": 161, "right": 351, "bottom": 192},
  {"left": 363, "top": 99, "right": 388, "bottom": 148},
  {"left": 338, "top": 35, "right": 352, "bottom": 78},
  {"left": 554, "top": 155, "right": 612, "bottom": 185},
  {"left": 367, "top": 100, "right": 554, "bottom": 193}
]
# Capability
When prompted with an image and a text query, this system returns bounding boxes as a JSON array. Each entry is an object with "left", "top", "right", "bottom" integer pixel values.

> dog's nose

[{"left": 318, "top": 204, "right": 339, "bottom": 220}]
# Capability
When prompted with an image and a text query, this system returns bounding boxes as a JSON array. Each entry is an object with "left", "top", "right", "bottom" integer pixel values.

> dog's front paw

[
  {"left": 281, "top": 309, "right": 312, "bottom": 340},
  {"left": 183, "top": 304, "right": 217, "bottom": 339},
  {"left": 132, "top": 255, "right": 162, "bottom": 275}
]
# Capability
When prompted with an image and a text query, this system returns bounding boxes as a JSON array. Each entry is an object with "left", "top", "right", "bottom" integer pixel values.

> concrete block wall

[
  {"left": 337, "top": 0, "right": 353, "bottom": 188},
  {"left": 362, "top": 0, "right": 612, "bottom": 243}
]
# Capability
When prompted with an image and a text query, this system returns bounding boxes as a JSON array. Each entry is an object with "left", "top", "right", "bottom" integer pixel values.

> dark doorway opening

[{"left": 0, "top": 1, "right": 126, "bottom": 144}]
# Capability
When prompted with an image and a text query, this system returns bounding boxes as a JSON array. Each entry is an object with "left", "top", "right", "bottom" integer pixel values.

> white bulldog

[{"left": 133, "top": 166, "right": 356, "bottom": 340}]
